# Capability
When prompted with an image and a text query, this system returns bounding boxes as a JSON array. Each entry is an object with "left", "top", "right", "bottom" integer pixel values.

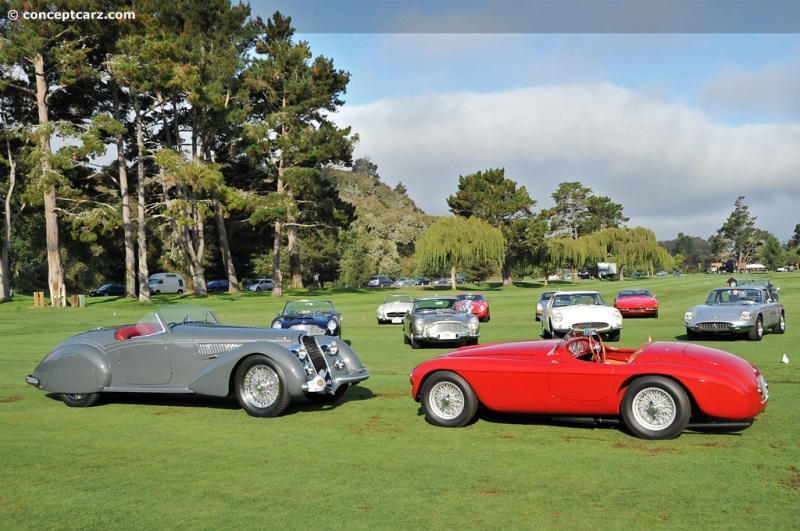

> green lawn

[{"left": 2, "top": 273, "right": 798, "bottom": 529}]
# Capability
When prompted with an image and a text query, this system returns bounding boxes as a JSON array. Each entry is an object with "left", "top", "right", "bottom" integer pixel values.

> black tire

[
  {"left": 306, "top": 384, "right": 349, "bottom": 404},
  {"left": 255, "top": 287, "right": 261, "bottom": 292},
  {"left": 177, "top": 289, "right": 183, "bottom": 294},
  {"left": 480, "top": 312, "right": 490, "bottom": 323},
  {"left": 747, "top": 316, "right": 763, "bottom": 341},
  {"left": 542, "top": 320, "right": 552, "bottom": 339},
  {"left": 687, "top": 329, "right": 701, "bottom": 340},
  {"left": 420, "top": 371, "right": 478, "bottom": 428},
  {"left": 606, "top": 330, "right": 621, "bottom": 342},
  {"left": 466, "top": 338, "right": 479, "bottom": 346},
  {"left": 653, "top": 310, "right": 659, "bottom": 318},
  {"left": 403, "top": 333, "right": 410, "bottom": 345},
  {"left": 234, "top": 355, "right": 290, "bottom": 417},
  {"left": 772, "top": 312, "right": 785, "bottom": 334},
  {"left": 153, "top": 290, "right": 161, "bottom": 295},
  {"left": 60, "top": 392, "right": 101, "bottom": 408},
  {"left": 621, "top": 376, "right": 690, "bottom": 440},
  {"left": 410, "top": 335, "right": 423, "bottom": 349}
]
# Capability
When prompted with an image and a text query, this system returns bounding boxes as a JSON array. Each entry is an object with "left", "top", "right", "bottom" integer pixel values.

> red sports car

[
  {"left": 455, "top": 293, "right": 490, "bottom": 322},
  {"left": 614, "top": 288, "right": 659, "bottom": 318},
  {"left": 409, "top": 332, "right": 768, "bottom": 439}
]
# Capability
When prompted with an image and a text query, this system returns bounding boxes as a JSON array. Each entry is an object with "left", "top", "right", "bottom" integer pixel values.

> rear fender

[
  {"left": 188, "top": 342, "right": 307, "bottom": 397},
  {"left": 34, "top": 346, "right": 111, "bottom": 393}
]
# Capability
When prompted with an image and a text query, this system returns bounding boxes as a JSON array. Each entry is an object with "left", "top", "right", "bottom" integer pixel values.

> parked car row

[
  {"left": 368, "top": 274, "right": 465, "bottom": 287},
  {"left": 27, "top": 297, "right": 770, "bottom": 440}
]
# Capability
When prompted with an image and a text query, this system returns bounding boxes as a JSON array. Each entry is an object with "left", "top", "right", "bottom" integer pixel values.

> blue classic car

[
  {"left": 25, "top": 305, "right": 368, "bottom": 416},
  {"left": 272, "top": 299, "right": 342, "bottom": 337}
]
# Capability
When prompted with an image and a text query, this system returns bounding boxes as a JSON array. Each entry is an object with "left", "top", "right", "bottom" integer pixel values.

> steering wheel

[{"left": 586, "top": 331, "right": 606, "bottom": 363}]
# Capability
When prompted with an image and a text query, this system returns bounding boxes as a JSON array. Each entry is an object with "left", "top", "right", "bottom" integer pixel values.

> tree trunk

[
  {"left": 34, "top": 52, "right": 65, "bottom": 307},
  {"left": 133, "top": 92, "right": 150, "bottom": 302},
  {"left": 287, "top": 216, "right": 303, "bottom": 289},
  {"left": 501, "top": 256, "right": 513, "bottom": 286},
  {"left": 272, "top": 219, "right": 283, "bottom": 297},
  {"left": 113, "top": 83, "right": 136, "bottom": 298},
  {"left": 214, "top": 197, "right": 240, "bottom": 292},
  {"left": 0, "top": 134, "right": 22, "bottom": 302}
]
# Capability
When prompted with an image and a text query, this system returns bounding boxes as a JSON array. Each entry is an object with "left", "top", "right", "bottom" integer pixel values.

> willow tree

[
  {"left": 588, "top": 227, "right": 673, "bottom": 279},
  {"left": 543, "top": 236, "right": 603, "bottom": 284},
  {"left": 417, "top": 217, "right": 505, "bottom": 289}
]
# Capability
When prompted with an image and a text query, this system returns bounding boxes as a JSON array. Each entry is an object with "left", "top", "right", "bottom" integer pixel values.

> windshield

[
  {"left": 618, "top": 290, "right": 651, "bottom": 298},
  {"left": 552, "top": 293, "right": 606, "bottom": 307},
  {"left": 457, "top": 294, "right": 484, "bottom": 301},
  {"left": 415, "top": 298, "right": 457, "bottom": 312},
  {"left": 384, "top": 295, "right": 413, "bottom": 304},
  {"left": 156, "top": 305, "right": 221, "bottom": 327},
  {"left": 706, "top": 289, "right": 763, "bottom": 304},
  {"left": 282, "top": 300, "right": 335, "bottom": 316}
]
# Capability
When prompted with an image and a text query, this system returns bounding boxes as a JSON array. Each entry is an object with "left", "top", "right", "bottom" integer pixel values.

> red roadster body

[
  {"left": 410, "top": 334, "right": 768, "bottom": 439},
  {"left": 614, "top": 289, "right": 659, "bottom": 317},
  {"left": 455, "top": 293, "right": 490, "bottom": 322}
]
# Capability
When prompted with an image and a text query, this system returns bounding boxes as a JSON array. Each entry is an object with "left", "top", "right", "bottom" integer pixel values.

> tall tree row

[{"left": 1, "top": 2, "right": 357, "bottom": 301}]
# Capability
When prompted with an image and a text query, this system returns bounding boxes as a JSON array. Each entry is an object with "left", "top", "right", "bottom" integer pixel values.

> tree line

[{"left": 1, "top": 2, "right": 356, "bottom": 303}]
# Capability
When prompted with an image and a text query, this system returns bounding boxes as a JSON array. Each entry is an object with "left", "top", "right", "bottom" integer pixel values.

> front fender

[
  {"left": 188, "top": 341, "right": 307, "bottom": 397},
  {"left": 32, "top": 345, "right": 111, "bottom": 394}
]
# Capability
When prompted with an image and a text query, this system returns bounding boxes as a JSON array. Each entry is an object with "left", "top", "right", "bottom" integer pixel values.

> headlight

[
  {"left": 327, "top": 319, "right": 337, "bottom": 331},
  {"left": 740, "top": 311, "right": 752, "bottom": 320},
  {"left": 469, "top": 317, "right": 479, "bottom": 333},
  {"left": 272, "top": 320, "right": 282, "bottom": 329},
  {"left": 553, "top": 311, "right": 563, "bottom": 322},
  {"left": 613, "top": 310, "right": 622, "bottom": 325},
  {"left": 684, "top": 311, "right": 694, "bottom": 321},
  {"left": 414, "top": 318, "right": 424, "bottom": 330}
]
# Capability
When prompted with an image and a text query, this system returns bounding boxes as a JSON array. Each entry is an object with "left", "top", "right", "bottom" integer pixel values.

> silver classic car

[
  {"left": 26, "top": 305, "right": 369, "bottom": 416},
  {"left": 376, "top": 294, "right": 414, "bottom": 324},
  {"left": 684, "top": 283, "right": 785, "bottom": 341},
  {"left": 403, "top": 296, "right": 480, "bottom": 348}
]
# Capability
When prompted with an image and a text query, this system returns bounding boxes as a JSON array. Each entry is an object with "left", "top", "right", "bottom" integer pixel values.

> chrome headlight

[
  {"left": 272, "top": 320, "right": 282, "bottom": 329},
  {"left": 553, "top": 311, "right": 563, "bottom": 322},
  {"left": 468, "top": 317, "right": 479, "bottom": 333},
  {"left": 612, "top": 309, "right": 623, "bottom": 326},
  {"left": 327, "top": 319, "right": 338, "bottom": 332},
  {"left": 684, "top": 311, "right": 694, "bottom": 321},
  {"left": 414, "top": 318, "right": 424, "bottom": 330},
  {"left": 333, "top": 357, "right": 345, "bottom": 371},
  {"left": 740, "top": 311, "right": 752, "bottom": 320}
]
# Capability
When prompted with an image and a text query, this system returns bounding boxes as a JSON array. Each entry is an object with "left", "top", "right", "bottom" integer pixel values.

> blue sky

[{"left": 250, "top": 1, "right": 800, "bottom": 242}]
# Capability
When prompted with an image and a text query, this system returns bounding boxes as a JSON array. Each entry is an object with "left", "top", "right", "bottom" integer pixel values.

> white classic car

[
  {"left": 376, "top": 294, "right": 414, "bottom": 324},
  {"left": 541, "top": 290, "right": 623, "bottom": 342}
]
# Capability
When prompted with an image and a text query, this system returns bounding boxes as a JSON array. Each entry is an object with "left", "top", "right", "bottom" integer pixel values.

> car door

[
  {"left": 115, "top": 332, "right": 172, "bottom": 385},
  {"left": 761, "top": 288, "right": 779, "bottom": 328},
  {"left": 547, "top": 351, "right": 615, "bottom": 403}
]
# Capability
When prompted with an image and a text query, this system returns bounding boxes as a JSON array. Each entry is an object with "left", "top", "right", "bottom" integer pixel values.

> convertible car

[
  {"left": 272, "top": 299, "right": 341, "bottom": 337},
  {"left": 455, "top": 293, "right": 490, "bottom": 322},
  {"left": 403, "top": 296, "right": 480, "bottom": 349},
  {"left": 410, "top": 331, "right": 768, "bottom": 439},
  {"left": 377, "top": 294, "right": 414, "bottom": 324},
  {"left": 684, "top": 284, "right": 785, "bottom": 341},
  {"left": 541, "top": 290, "right": 623, "bottom": 341},
  {"left": 26, "top": 305, "right": 368, "bottom": 417},
  {"left": 614, "top": 289, "right": 659, "bottom": 318}
]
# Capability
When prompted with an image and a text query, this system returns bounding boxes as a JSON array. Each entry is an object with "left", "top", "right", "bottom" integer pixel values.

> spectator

[
  {"left": 727, "top": 275, "right": 737, "bottom": 287},
  {"left": 312, "top": 272, "right": 320, "bottom": 289}
]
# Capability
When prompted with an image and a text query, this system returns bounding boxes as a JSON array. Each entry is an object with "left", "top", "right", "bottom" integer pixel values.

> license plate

[
  {"left": 391, "top": 317, "right": 402, "bottom": 324},
  {"left": 439, "top": 332, "right": 455, "bottom": 339}
]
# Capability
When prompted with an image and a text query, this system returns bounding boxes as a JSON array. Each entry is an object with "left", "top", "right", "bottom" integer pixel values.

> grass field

[{"left": 2, "top": 273, "right": 799, "bottom": 529}]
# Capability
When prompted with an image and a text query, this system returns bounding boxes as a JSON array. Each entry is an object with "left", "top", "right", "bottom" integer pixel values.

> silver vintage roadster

[
  {"left": 402, "top": 296, "right": 480, "bottom": 348},
  {"left": 25, "top": 305, "right": 369, "bottom": 417}
]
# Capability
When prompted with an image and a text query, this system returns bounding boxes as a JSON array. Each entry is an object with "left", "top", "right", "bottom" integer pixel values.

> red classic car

[
  {"left": 455, "top": 293, "right": 490, "bottom": 322},
  {"left": 614, "top": 288, "right": 659, "bottom": 318},
  {"left": 409, "top": 332, "right": 768, "bottom": 439}
]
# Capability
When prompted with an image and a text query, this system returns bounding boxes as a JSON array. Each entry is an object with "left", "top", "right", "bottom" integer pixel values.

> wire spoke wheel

[
  {"left": 631, "top": 387, "right": 677, "bottom": 431},
  {"left": 243, "top": 364, "right": 280, "bottom": 408},
  {"left": 428, "top": 381, "right": 466, "bottom": 420}
]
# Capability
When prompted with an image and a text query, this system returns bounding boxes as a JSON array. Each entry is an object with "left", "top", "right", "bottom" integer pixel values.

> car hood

[
  {"left": 441, "top": 340, "right": 559, "bottom": 360},
  {"left": 616, "top": 296, "right": 656, "bottom": 307},
  {"left": 414, "top": 311, "right": 473, "bottom": 324},
  {"left": 379, "top": 302, "right": 412, "bottom": 310},
  {"left": 275, "top": 314, "right": 337, "bottom": 326},
  {"left": 687, "top": 304, "right": 752, "bottom": 320}
]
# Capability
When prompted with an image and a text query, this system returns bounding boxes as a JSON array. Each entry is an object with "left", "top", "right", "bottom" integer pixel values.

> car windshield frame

[
  {"left": 383, "top": 295, "right": 413, "bottom": 304},
  {"left": 551, "top": 292, "right": 606, "bottom": 308},
  {"left": 617, "top": 289, "right": 652, "bottom": 298},
  {"left": 150, "top": 305, "right": 221, "bottom": 332},
  {"left": 457, "top": 294, "right": 484, "bottom": 301},
  {"left": 414, "top": 298, "right": 459, "bottom": 312},
  {"left": 282, "top": 300, "right": 336, "bottom": 317}
]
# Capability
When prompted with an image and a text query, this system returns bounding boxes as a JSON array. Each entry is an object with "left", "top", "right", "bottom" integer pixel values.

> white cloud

[{"left": 335, "top": 83, "right": 800, "bottom": 240}]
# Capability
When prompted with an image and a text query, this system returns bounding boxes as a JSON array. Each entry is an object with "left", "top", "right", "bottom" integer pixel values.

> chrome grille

[
  {"left": 698, "top": 322, "right": 732, "bottom": 331},
  {"left": 291, "top": 324, "right": 326, "bottom": 335},
  {"left": 386, "top": 311, "right": 406, "bottom": 318},
  {"left": 572, "top": 322, "right": 610, "bottom": 331},
  {"left": 427, "top": 322, "right": 469, "bottom": 335}
]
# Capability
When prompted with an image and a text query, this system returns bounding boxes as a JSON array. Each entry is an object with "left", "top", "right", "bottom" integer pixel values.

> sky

[{"left": 251, "top": 0, "right": 800, "bottom": 242}]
